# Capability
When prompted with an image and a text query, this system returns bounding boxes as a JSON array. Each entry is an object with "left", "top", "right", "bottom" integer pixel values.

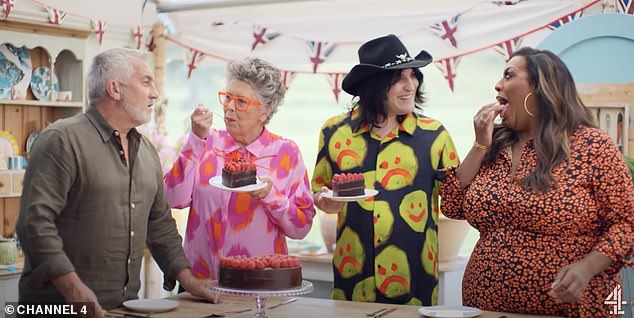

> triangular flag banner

[
  {"left": 47, "top": 7, "right": 67, "bottom": 25},
  {"left": 91, "top": 20, "right": 107, "bottom": 46},
  {"left": 146, "top": 29, "right": 156, "bottom": 52},
  {"left": 307, "top": 41, "right": 336, "bottom": 73},
  {"left": 132, "top": 26, "right": 144, "bottom": 49},
  {"left": 251, "top": 25, "right": 280, "bottom": 51},
  {"left": 428, "top": 14, "right": 461, "bottom": 48},
  {"left": 280, "top": 70, "right": 297, "bottom": 91},
  {"left": 492, "top": 0, "right": 522, "bottom": 5},
  {"left": 435, "top": 57, "right": 461, "bottom": 92},
  {"left": 1, "top": 0, "right": 14, "bottom": 19},
  {"left": 617, "top": 0, "right": 634, "bottom": 14},
  {"left": 548, "top": 11, "right": 584, "bottom": 30},
  {"left": 494, "top": 38, "right": 523, "bottom": 60},
  {"left": 325, "top": 73, "right": 346, "bottom": 103},
  {"left": 185, "top": 49, "right": 204, "bottom": 79}
]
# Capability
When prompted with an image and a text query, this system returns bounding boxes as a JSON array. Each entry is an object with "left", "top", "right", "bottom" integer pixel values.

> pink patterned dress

[{"left": 164, "top": 128, "right": 316, "bottom": 280}]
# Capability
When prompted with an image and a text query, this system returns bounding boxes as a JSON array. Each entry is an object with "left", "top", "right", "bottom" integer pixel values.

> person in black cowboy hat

[{"left": 311, "top": 34, "right": 460, "bottom": 305}]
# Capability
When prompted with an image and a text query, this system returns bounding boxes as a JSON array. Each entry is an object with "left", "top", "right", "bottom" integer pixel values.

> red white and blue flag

[
  {"left": 548, "top": 11, "right": 583, "bottom": 30},
  {"left": 307, "top": 41, "right": 336, "bottom": 73},
  {"left": 91, "top": 20, "right": 107, "bottom": 46},
  {"left": 494, "top": 38, "right": 523, "bottom": 60},
  {"left": 280, "top": 70, "right": 297, "bottom": 91},
  {"left": 251, "top": 25, "right": 280, "bottom": 51},
  {"left": 132, "top": 26, "right": 144, "bottom": 49},
  {"left": 185, "top": 49, "right": 204, "bottom": 79},
  {"left": 617, "top": 0, "right": 634, "bottom": 14},
  {"left": 47, "top": 7, "right": 67, "bottom": 25},
  {"left": 435, "top": 57, "right": 461, "bottom": 92},
  {"left": 325, "top": 73, "right": 346, "bottom": 103},
  {"left": 428, "top": 14, "right": 461, "bottom": 48},
  {"left": 1, "top": 0, "right": 14, "bottom": 19}
]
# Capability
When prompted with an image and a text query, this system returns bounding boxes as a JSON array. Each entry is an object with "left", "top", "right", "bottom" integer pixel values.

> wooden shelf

[{"left": 0, "top": 100, "right": 83, "bottom": 108}]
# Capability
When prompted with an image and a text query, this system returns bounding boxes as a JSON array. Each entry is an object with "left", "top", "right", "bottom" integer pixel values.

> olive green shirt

[{"left": 17, "top": 106, "right": 190, "bottom": 309}]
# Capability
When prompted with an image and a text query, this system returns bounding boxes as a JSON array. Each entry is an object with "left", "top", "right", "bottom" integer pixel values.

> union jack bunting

[
  {"left": 91, "top": 20, "right": 107, "bottom": 45},
  {"left": 325, "top": 73, "right": 346, "bottom": 103},
  {"left": 132, "top": 26, "right": 144, "bottom": 49},
  {"left": 307, "top": 41, "right": 336, "bottom": 73},
  {"left": 251, "top": 25, "right": 280, "bottom": 51},
  {"left": 435, "top": 57, "right": 461, "bottom": 92},
  {"left": 428, "top": 14, "right": 461, "bottom": 48},
  {"left": 548, "top": 11, "right": 583, "bottom": 30},
  {"left": 1, "top": 0, "right": 14, "bottom": 19},
  {"left": 185, "top": 49, "right": 204, "bottom": 79},
  {"left": 617, "top": 0, "right": 634, "bottom": 14},
  {"left": 494, "top": 38, "right": 523, "bottom": 60},
  {"left": 146, "top": 31, "right": 156, "bottom": 52},
  {"left": 47, "top": 7, "right": 67, "bottom": 25},
  {"left": 280, "top": 70, "right": 297, "bottom": 91}
]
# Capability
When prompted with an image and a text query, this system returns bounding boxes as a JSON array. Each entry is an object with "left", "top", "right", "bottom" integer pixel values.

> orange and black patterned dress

[{"left": 440, "top": 126, "right": 634, "bottom": 317}]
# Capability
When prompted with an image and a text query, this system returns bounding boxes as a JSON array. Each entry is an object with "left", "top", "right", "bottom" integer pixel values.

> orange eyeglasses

[{"left": 218, "top": 91, "right": 262, "bottom": 112}]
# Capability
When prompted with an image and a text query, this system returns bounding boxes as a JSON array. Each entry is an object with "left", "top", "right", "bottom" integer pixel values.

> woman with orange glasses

[{"left": 164, "top": 57, "right": 316, "bottom": 281}]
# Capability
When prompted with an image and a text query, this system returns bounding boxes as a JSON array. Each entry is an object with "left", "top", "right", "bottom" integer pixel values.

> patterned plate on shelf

[
  {"left": 0, "top": 130, "right": 19, "bottom": 158},
  {"left": 0, "top": 43, "right": 32, "bottom": 100},
  {"left": 30, "top": 66, "right": 53, "bottom": 101}
]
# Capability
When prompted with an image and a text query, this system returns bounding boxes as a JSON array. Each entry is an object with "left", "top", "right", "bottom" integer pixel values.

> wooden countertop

[
  {"left": 110, "top": 293, "right": 562, "bottom": 318},
  {"left": 0, "top": 262, "right": 23, "bottom": 279}
]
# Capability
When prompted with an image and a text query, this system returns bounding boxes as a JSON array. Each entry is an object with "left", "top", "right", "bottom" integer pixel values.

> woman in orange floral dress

[{"left": 440, "top": 47, "right": 633, "bottom": 317}]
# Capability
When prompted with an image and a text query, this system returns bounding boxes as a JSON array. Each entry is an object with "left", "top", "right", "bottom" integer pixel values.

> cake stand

[{"left": 208, "top": 280, "right": 313, "bottom": 318}]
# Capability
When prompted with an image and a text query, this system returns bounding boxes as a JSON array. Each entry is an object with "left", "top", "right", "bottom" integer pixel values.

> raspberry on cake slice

[
  {"left": 221, "top": 150, "right": 257, "bottom": 188},
  {"left": 332, "top": 173, "right": 365, "bottom": 197}
]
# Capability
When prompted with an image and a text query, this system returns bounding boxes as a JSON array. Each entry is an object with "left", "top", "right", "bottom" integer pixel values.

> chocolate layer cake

[
  {"left": 218, "top": 267, "right": 302, "bottom": 290},
  {"left": 332, "top": 173, "right": 365, "bottom": 196},
  {"left": 222, "top": 168, "right": 256, "bottom": 188},
  {"left": 218, "top": 255, "right": 302, "bottom": 290}
]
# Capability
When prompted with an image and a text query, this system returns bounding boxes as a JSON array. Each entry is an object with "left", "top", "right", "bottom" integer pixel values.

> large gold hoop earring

[{"left": 524, "top": 92, "right": 535, "bottom": 117}]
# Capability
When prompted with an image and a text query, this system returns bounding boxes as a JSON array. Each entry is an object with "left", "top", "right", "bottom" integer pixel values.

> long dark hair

[
  {"left": 351, "top": 68, "right": 425, "bottom": 131},
  {"left": 485, "top": 47, "right": 595, "bottom": 193}
]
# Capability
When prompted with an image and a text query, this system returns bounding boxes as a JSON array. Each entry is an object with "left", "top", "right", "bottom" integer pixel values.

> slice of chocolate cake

[
  {"left": 332, "top": 173, "right": 365, "bottom": 196},
  {"left": 222, "top": 151, "right": 257, "bottom": 188}
]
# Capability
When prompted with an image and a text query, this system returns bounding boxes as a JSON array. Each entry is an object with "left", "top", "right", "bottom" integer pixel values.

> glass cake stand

[{"left": 207, "top": 280, "right": 313, "bottom": 318}]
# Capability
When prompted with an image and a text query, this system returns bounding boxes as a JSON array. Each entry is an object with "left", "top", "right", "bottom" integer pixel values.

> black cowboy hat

[{"left": 342, "top": 34, "right": 433, "bottom": 96}]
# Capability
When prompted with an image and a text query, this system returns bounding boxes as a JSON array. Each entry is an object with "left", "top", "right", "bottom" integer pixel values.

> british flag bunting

[
  {"left": 280, "top": 70, "right": 297, "bottom": 91},
  {"left": 617, "top": 0, "right": 634, "bottom": 14},
  {"left": 252, "top": 25, "right": 280, "bottom": 51},
  {"left": 1, "top": 0, "right": 14, "bottom": 19},
  {"left": 428, "top": 14, "right": 461, "bottom": 48},
  {"left": 494, "top": 38, "right": 523, "bottom": 60},
  {"left": 185, "top": 49, "right": 204, "bottom": 79},
  {"left": 91, "top": 20, "right": 107, "bottom": 46},
  {"left": 47, "top": 7, "right": 67, "bottom": 25},
  {"left": 325, "top": 73, "right": 346, "bottom": 103},
  {"left": 435, "top": 58, "right": 461, "bottom": 92},
  {"left": 548, "top": 11, "right": 583, "bottom": 30},
  {"left": 307, "top": 41, "right": 336, "bottom": 73}
]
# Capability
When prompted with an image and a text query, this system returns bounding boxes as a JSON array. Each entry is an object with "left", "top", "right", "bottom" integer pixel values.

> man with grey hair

[{"left": 17, "top": 48, "right": 216, "bottom": 317}]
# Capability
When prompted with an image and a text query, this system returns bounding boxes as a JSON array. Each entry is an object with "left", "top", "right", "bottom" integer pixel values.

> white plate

[
  {"left": 321, "top": 189, "right": 378, "bottom": 202},
  {"left": 122, "top": 299, "right": 179, "bottom": 313},
  {"left": 418, "top": 305, "right": 482, "bottom": 318},
  {"left": 209, "top": 175, "right": 266, "bottom": 192}
]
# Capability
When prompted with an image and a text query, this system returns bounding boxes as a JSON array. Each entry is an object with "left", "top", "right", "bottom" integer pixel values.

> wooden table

[{"left": 110, "top": 293, "right": 561, "bottom": 318}]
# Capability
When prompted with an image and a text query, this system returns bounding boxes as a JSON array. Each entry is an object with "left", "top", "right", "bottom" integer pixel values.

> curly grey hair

[
  {"left": 87, "top": 48, "right": 150, "bottom": 105},
  {"left": 226, "top": 57, "right": 286, "bottom": 125}
]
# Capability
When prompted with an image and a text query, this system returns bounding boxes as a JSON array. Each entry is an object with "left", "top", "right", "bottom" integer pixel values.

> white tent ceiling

[{"left": 155, "top": 0, "right": 602, "bottom": 73}]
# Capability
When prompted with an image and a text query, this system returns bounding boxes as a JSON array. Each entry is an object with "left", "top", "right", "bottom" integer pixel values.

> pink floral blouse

[{"left": 164, "top": 128, "right": 316, "bottom": 279}]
